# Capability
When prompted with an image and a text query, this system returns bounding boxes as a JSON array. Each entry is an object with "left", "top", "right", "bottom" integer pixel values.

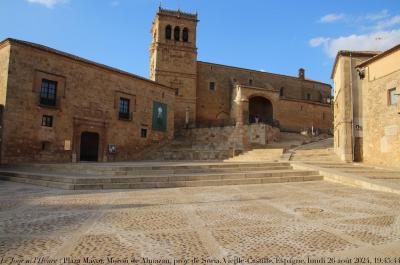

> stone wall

[
  {"left": 0, "top": 43, "right": 10, "bottom": 106},
  {"left": 180, "top": 123, "right": 279, "bottom": 151},
  {"left": 361, "top": 50, "right": 400, "bottom": 169},
  {"left": 248, "top": 124, "right": 280, "bottom": 145},
  {"left": 196, "top": 61, "right": 332, "bottom": 132},
  {"left": 333, "top": 56, "right": 353, "bottom": 162},
  {"left": 276, "top": 98, "right": 332, "bottom": 132},
  {"left": 332, "top": 53, "right": 377, "bottom": 162},
  {"left": 0, "top": 40, "right": 175, "bottom": 164},
  {"left": 150, "top": 9, "right": 198, "bottom": 131}
]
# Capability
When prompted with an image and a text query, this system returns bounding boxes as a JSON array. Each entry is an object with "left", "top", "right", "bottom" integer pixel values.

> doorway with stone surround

[{"left": 80, "top": 131, "right": 100, "bottom": 162}]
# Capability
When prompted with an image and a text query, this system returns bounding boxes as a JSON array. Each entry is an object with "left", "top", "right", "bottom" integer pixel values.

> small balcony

[
  {"left": 118, "top": 111, "right": 132, "bottom": 121},
  {"left": 39, "top": 97, "right": 58, "bottom": 108}
]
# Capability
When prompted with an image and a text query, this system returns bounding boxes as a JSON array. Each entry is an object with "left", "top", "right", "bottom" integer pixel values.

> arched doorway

[
  {"left": 80, "top": 132, "right": 99, "bottom": 162},
  {"left": 249, "top": 96, "right": 273, "bottom": 124}
]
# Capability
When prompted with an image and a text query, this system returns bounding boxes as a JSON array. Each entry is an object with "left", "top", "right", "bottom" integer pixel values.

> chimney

[{"left": 298, "top": 68, "right": 305, "bottom": 79}]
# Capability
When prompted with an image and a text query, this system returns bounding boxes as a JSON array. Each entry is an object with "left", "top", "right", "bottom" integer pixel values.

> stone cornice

[
  {"left": 155, "top": 70, "right": 197, "bottom": 79},
  {"left": 198, "top": 61, "right": 332, "bottom": 87},
  {"left": 157, "top": 7, "right": 199, "bottom": 22},
  {"left": 240, "top": 84, "right": 278, "bottom": 93},
  {"left": 280, "top": 97, "right": 332, "bottom": 107}
]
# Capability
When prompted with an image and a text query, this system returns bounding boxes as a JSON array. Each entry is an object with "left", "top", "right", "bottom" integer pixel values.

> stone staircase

[
  {"left": 225, "top": 148, "right": 284, "bottom": 162},
  {"left": 290, "top": 138, "right": 341, "bottom": 162},
  {"left": 0, "top": 161, "right": 322, "bottom": 190}
]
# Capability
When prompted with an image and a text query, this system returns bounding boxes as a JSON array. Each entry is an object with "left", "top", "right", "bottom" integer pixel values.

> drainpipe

[{"left": 349, "top": 53, "right": 355, "bottom": 162}]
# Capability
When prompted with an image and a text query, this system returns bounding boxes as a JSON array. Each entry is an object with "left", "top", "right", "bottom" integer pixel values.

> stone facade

[
  {"left": 150, "top": 9, "right": 198, "bottom": 130},
  {"left": 357, "top": 45, "right": 400, "bottom": 169},
  {"left": 197, "top": 62, "right": 332, "bottom": 132},
  {"left": 0, "top": 7, "right": 334, "bottom": 164},
  {"left": 331, "top": 51, "right": 379, "bottom": 162},
  {"left": 151, "top": 8, "right": 333, "bottom": 133},
  {"left": 180, "top": 123, "right": 280, "bottom": 151},
  {"left": 0, "top": 39, "right": 175, "bottom": 164}
]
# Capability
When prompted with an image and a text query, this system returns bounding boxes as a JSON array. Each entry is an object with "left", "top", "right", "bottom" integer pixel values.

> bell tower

[{"left": 150, "top": 7, "right": 198, "bottom": 130}]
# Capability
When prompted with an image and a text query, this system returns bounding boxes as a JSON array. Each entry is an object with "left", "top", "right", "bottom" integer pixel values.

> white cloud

[
  {"left": 319, "top": 13, "right": 345, "bottom": 23},
  {"left": 365, "top": 9, "right": 390, "bottom": 21},
  {"left": 26, "top": 0, "right": 68, "bottom": 8},
  {"left": 311, "top": 30, "right": 400, "bottom": 58},
  {"left": 309, "top": 37, "right": 330, "bottom": 47},
  {"left": 374, "top": 15, "right": 400, "bottom": 30}
]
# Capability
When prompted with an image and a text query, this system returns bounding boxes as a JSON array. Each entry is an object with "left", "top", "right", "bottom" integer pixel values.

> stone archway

[{"left": 248, "top": 96, "right": 273, "bottom": 124}]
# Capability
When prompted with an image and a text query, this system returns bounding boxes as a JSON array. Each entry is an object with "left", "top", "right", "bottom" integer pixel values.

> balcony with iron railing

[
  {"left": 118, "top": 111, "right": 132, "bottom": 121},
  {"left": 39, "top": 96, "right": 59, "bottom": 108}
]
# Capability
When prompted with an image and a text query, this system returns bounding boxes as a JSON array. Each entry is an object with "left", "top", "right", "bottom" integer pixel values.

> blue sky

[{"left": 1, "top": 0, "right": 400, "bottom": 85}]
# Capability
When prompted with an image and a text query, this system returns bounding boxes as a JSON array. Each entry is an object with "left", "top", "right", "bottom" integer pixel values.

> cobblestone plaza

[{"left": 1, "top": 178, "right": 399, "bottom": 264}]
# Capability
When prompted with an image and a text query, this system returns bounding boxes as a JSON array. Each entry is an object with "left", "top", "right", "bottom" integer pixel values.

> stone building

[
  {"left": 150, "top": 8, "right": 333, "bottom": 132},
  {"left": 331, "top": 51, "right": 380, "bottom": 162},
  {"left": 0, "top": 7, "right": 333, "bottom": 164},
  {"left": 356, "top": 44, "right": 400, "bottom": 169},
  {"left": 0, "top": 39, "right": 175, "bottom": 164},
  {"left": 332, "top": 44, "right": 400, "bottom": 169}
]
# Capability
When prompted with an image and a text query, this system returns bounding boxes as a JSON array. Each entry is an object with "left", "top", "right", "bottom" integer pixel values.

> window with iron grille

[
  {"left": 40, "top": 79, "right": 57, "bottom": 106},
  {"left": 41, "top": 115, "right": 53, "bottom": 127},
  {"left": 141, "top": 128, "right": 147, "bottom": 138},
  {"left": 209, "top": 82, "right": 216, "bottom": 91},
  {"left": 388, "top": 88, "right": 398, "bottom": 106},
  {"left": 119, "top": 98, "right": 130, "bottom": 119}
]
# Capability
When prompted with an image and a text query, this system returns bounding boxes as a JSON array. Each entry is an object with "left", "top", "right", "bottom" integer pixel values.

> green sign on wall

[{"left": 152, "top": 101, "right": 167, "bottom": 132}]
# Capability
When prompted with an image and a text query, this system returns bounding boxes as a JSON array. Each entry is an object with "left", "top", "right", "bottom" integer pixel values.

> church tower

[{"left": 150, "top": 7, "right": 198, "bottom": 130}]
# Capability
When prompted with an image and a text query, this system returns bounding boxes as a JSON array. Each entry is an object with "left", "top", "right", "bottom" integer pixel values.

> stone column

[{"left": 236, "top": 99, "right": 244, "bottom": 126}]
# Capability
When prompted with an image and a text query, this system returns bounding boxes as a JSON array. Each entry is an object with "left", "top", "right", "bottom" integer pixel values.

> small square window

[
  {"left": 209, "top": 82, "right": 216, "bottom": 91},
  {"left": 249, "top": 79, "right": 253, "bottom": 86},
  {"left": 388, "top": 88, "right": 398, "bottom": 106},
  {"left": 41, "top": 115, "right": 53, "bottom": 127},
  {"left": 41, "top": 141, "right": 51, "bottom": 151},
  {"left": 141, "top": 128, "right": 147, "bottom": 138},
  {"left": 306, "top": 93, "right": 311, "bottom": 100}
]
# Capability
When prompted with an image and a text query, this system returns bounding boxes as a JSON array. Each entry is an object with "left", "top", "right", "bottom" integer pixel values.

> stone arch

[
  {"left": 216, "top": 111, "right": 230, "bottom": 120},
  {"left": 248, "top": 95, "right": 274, "bottom": 124}
]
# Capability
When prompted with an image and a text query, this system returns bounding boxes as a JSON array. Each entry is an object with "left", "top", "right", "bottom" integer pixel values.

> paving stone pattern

[{"left": 0, "top": 179, "right": 400, "bottom": 263}]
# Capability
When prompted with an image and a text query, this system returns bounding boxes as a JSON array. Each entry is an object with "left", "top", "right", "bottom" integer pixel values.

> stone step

[
  {"left": 152, "top": 150, "right": 232, "bottom": 160},
  {"left": 227, "top": 158, "right": 280, "bottom": 162},
  {"left": 0, "top": 172, "right": 322, "bottom": 190},
  {"left": 12, "top": 161, "right": 291, "bottom": 172},
  {"left": 294, "top": 153, "right": 334, "bottom": 156},
  {"left": 38, "top": 166, "right": 292, "bottom": 176},
  {"left": 249, "top": 148, "right": 283, "bottom": 151},
  {"left": 0, "top": 168, "right": 318, "bottom": 183},
  {"left": 88, "top": 165, "right": 293, "bottom": 175}
]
